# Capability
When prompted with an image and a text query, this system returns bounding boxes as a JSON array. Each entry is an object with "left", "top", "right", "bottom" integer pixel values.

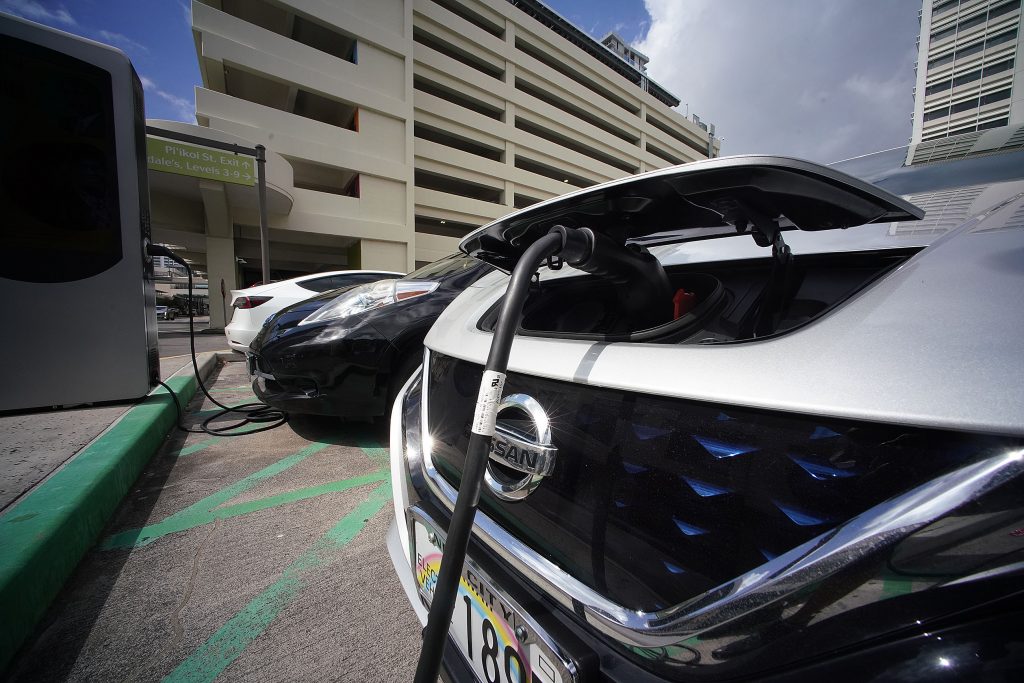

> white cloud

[
  {"left": 139, "top": 74, "right": 195, "bottom": 123},
  {"left": 96, "top": 29, "right": 148, "bottom": 54},
  {"left": 179, "top": 0, "right": 190, "bottom": 26},
  {"left": 843, "top": 65, "right": 912, "bottom": 105},
  {"left": 0, "top": 0, "right": 75, "bottom": 26},
  {"left": 636, "top": 0, "right": 920, "bottom": 163}
]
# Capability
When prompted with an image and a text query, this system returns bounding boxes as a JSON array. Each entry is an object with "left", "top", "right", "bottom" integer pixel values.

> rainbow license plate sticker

[{"left": 414, "top": 520, "right": 571, "bottom": 683}]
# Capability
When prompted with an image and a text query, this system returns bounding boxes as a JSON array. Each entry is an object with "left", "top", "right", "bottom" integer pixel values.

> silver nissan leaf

[{"left": 390, "top": 130, "right": 1024, "bottom": 682}]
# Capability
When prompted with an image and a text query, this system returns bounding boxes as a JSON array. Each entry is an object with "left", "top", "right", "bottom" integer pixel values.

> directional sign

[{"left": 146, "top": 136, "right": 255, "bottom": 186}]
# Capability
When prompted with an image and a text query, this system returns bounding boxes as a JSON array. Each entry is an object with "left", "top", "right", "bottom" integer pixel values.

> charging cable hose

[
  {"left": 414, "top": 230, "right": 564, "bottom": 683},
  {"left": 148, "top": 243, "right": 288, "bottom": 437}
]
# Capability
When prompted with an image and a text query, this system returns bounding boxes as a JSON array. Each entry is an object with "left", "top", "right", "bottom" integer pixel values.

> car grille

[{"left": 424, "top": 352, "right": 1017, "bottom": 612}]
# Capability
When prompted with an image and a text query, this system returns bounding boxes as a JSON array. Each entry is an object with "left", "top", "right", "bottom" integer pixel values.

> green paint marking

[
  {"left": 177, "top": 438, "right": 222, "bottom": 457},
  {"left": 353, "top": 430, "right": 389, "bottom": 469},
  {"left": 163, "top": 482, "right": 392, "bottom": 683},
  {"left": 102, "top": 442, "right": 330, "bottom": 549},
  {"left": 0, "top": 371, "right": 202, "bottom": 671},
  {"left": 881, "top": 571, "right": 915, "bottom": 598},
  {"left": 4, "top": 513, "right": 38, "bottom": 524},
  {"left": 103, "top": 470, "right": 386, "bottom": 550},
  {"left": 212, "top": 471, "right": 387, "bottom": 522}
]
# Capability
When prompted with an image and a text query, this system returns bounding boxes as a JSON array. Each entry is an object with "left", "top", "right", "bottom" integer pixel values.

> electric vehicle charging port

[{"left": 479, "top": 248, "right": 918, "bottom": 343}]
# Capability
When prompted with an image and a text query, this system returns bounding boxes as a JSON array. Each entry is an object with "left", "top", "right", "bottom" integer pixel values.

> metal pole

[
  {"left": 220, "top": 278, "right": 227, "bottom": 326},
  {"left": 256, "top": 144, "right": 270, "bottom": 283}
]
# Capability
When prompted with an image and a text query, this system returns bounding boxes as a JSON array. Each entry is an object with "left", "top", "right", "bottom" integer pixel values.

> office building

[{"left": 912, "top": 0, "right": 1022, "bottom": 143}]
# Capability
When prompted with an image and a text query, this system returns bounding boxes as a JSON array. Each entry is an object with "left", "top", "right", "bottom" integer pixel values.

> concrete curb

[{"left": 0, "top": 352, "right": 220, "bottom": 673}]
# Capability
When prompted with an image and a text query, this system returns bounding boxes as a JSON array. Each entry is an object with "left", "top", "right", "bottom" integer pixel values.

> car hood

[
  {"left": 459, "top": 155, "right": 923, "bottom": 272},
  {"left": 252, "top": 281, "right": 383, "bottom": 345}
]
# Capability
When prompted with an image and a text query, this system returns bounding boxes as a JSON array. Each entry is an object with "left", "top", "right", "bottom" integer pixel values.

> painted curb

[{"left": 0, "top": 353, "right": 220, "bottom": 672}]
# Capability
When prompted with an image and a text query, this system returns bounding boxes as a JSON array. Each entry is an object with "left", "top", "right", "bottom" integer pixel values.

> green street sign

[{"left": 146, "top": 136, "right": 255, "bottom": 186}]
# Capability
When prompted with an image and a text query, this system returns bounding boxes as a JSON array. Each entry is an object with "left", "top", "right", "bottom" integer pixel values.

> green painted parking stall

[{"left": 5, "top": 359, "right": 421, "bottom": 681}]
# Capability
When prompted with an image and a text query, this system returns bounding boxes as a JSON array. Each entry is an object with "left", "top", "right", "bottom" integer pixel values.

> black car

[{"left": 248, "top": 254, "right": 493, "bottom": 418}]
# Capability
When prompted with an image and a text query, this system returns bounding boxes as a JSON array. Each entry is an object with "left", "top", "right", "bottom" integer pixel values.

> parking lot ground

[
  {"left": 6, "top": 359, "right": 422, "bottom": 681},
  {"left": 158, "top": 316, "right": 232, "bottom": 359}
]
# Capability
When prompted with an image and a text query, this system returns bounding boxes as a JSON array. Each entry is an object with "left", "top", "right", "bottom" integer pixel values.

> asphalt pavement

[
  {"left": 6, "top": 359, "right": 422, "bottom": 681},
  {"left": 158, "top": 316, "right": 234, "bottom": 359}
]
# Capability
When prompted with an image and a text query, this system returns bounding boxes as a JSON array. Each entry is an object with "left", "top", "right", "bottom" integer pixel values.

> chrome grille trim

[{"left": 416, "top": 349, "right": 1024, "bottom": 646}]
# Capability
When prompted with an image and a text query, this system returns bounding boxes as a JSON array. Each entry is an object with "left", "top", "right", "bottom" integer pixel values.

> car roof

[
  {"left": 233, "top": 269, "right": 404, "bottom": 295},
  {"left": 288, "top": 269, "right": 403, "bottom": 283}
]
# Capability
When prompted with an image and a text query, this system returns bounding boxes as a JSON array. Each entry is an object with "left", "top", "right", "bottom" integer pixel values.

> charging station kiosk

[{"left": 0, "top": 15, "right": 159, "bottom": 412}]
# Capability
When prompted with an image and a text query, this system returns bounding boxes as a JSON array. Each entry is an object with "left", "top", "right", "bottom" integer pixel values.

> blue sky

[
  {"left": 545, "top": 0, "right": 651, "bottom": 43},
  {"left": 1, "top": 0, "right": 201, "bottom": 122},
  {"left": 1, "top": 0, "right": 921, "bottom": 163}
]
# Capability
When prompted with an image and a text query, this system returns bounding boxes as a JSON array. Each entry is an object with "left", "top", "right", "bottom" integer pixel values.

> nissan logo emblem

[{"left": 485, "top": 394, "right": 557, "bottom": 501}]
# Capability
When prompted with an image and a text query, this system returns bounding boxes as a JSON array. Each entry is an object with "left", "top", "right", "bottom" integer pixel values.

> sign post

[
  {"left": 145, "top": 128, "right": 270, "bottom": 283},
  {"left": 256, "top": 145, "right": 270, "bottom": 284}
]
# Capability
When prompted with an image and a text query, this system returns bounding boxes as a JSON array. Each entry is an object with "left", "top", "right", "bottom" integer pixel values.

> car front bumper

[
  {"left": 246, "top": 323, "right": 393, "bottom": 417},
  {"left": 388, "top": 353, "right": 1024, "bottom": 683}
]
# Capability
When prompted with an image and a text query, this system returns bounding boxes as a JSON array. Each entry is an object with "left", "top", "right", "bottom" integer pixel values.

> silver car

[
  {"left": 155, "top": 305, "right": 176, "bottom": 321},
  {"left": 390, "top": 136, "right": 1024, "bottom": 681}
]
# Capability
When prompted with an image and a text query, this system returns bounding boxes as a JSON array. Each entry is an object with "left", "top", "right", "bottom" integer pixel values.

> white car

[{"left": 224, "top": 270, "right": 401, "bottom": 352}]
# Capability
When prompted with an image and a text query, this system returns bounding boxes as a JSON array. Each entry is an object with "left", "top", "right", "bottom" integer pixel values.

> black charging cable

[
  {"left": 413, "top": 223, "right": 673, "bottom": 681},
  {"left": 413, "top": 230, "right": 565, "bottom": 683},
  {"left": 148, "top": 242, "right": 287, "bottom": 436}
]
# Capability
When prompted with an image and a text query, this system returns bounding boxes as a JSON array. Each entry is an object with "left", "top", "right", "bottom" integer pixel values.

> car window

[
  {"left": 335, "top": 273, "right": 392, "bottom": 288},
  {"left": 297, "top": 272, "right": 396, "bottom": 292},
  {"left": 297, "top": 275, "right": 344, "bottom": 292},
  {"left": 404, "top": 254, "right": 479, "bottom": 280}
]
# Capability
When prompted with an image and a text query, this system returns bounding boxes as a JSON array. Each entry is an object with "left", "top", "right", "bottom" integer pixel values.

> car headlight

[{"left": 299, "top": 279, "right": 439, "bottom": 325}]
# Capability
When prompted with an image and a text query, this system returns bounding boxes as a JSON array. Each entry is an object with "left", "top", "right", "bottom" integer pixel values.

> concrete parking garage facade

[{"left": 158, "top": 0, "right": 715, "bottom": 328}]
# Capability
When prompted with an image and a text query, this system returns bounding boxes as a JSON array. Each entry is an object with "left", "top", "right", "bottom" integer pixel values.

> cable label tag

[{"left": 471, "top": 371, "right": 506, "bottom": 436}]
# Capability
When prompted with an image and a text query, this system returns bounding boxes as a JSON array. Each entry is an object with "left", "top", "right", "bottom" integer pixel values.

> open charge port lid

[{"left": 460, "top": 155, "right": 925, "bottom": 272}]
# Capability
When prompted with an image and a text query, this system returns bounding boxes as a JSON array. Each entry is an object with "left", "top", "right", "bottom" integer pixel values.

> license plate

[{"left": 413, "top": 520, "right": 572, "bottom": 683}]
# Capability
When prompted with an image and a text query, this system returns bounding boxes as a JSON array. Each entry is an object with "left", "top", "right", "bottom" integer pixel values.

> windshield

[
  {"left": 405, "top": 253, "right": 481, "bottom": 280},
  {"left": 634, "top": 144, "right": 1024, "bottom": 256},
  {"left": 833, "top": 145, "right": 1024, "bottom": 196}
]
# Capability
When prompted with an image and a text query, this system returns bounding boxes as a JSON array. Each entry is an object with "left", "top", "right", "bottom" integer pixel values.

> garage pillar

[
  {"left": 199, "top": 181, "right": 237, "bottom": 330},
  {"left": 206, "top": 236, "right": 237, "bottom": 329},
  {"left": 350, "top": 239, "right": 408, "bottom": 274}
]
